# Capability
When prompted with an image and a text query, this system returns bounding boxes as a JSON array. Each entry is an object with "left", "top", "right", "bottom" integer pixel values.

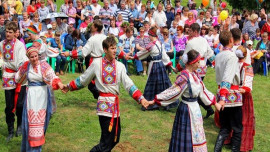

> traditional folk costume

[
  {"left": 67, "top": 57, "right": 144, "bottom": 152},
  {"left": 214, "top": 47, "right": 243, "bottom": 151},
  {"left": 153, "top": 69, "right": 216, "bottom": 152},
  {"left": 177, "top": 36, "right": 215, "bottom": 78},
  {"left": 15, "top": 59, "right": 61, "bottom": 152},
  {"left": 238, "top": 62, "right": 255, "bottom": 151},
  {"left": 69, "top": 33, "right": 126, "bottom": 99},
  {"left": 215, "top": 61, "right": 255, "bottom": 152},
  {"left": 177, "top": 36, "right": 215, "bottom": 117},
  {"left": 134, "top": 40, "right": 173, "bottom": 110},
  {"left": 0, "top": 38, "right": 28, "bottom": 138}
]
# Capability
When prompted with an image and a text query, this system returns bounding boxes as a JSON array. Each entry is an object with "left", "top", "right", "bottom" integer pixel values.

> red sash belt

[
  {"left": 200, "top": 57, "right": 205, "bottom": 60},
  {"left": 99, "top": 92, "right": 119, "bottom": 142},
  {"left": 5, "top": 68, "right": 21, "bottom": 113},
  {"left": 218, "top": 85, "right": 239, "bottom": 90}
]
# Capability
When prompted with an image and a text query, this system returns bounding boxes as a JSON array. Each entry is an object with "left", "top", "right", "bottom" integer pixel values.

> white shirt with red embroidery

[
  {"left": 0, "top": 39, "right": 28, "bottom": 90},
  {"left": 67, "top": 57, "right": 143, "bottom": 118}
]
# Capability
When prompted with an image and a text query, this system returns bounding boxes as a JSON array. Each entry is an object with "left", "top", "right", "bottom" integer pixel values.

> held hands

[
  {"left": 140, "top": 98, "right": 149, "bottom": 109},
  {"left": 125, "top": 52, "right": 134, "bottom": 60},
  {"left": 218, "top": 100, "right": 225, "bottom": 111},
  {"left": 61, "top": 84, "right": 70, "bottom": 94},
  {"left": 61, "top": 51, "right": 70, "bottom": 57},
  {"left": 58, "top": 82, "right": 64, "bottom": 90},
  {"left": 171, "top": 67, "right": 178, "bottom": 74},
  {"left": 215, "top": 103, "right": 222, "bottom": 112}
]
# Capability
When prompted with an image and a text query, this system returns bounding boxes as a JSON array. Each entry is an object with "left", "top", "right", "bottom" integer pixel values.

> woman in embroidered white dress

[
  {"left": 134, "top": 26, "right": 177, "bottom": 110},
  {"left": 15, "top": 47, "right": 64, "bottom": 152},
  {"left": 150, "top": 50, "right": 221, "bottom": 152}
]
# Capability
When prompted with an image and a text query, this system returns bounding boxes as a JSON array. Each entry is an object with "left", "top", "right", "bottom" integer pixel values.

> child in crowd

[
  {"left": 204, "top": 27, "right": 214, "bottom": 49},
  {"left": 116, "top": 14, "right": 123, "bottom": 27},
  {"left": 212, "top": 25, "right": 220, "bottom": 47},
  {"left": 251, "top": 28, "right": 261, "bottom": 49},
  {"left": 169, "top": 20, "right": 177, "bottom": 37},
  {"left": 48, "top": 31, "right": 67, "bottom": 75},
  {"left": 118, "top": 27, "right": 135, "bottom": 75}
]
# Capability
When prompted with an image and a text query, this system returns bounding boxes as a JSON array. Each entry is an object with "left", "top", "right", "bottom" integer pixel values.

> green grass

[{"left": 0, "top": 68, "right": 269, "bottom": 152}]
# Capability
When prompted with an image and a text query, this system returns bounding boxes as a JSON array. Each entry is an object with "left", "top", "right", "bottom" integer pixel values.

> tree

[{"left": 226, "top": 0, "right": 269, "bottom": 11}]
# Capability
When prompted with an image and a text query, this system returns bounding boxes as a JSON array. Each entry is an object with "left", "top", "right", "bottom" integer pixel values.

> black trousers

[
  {"left": 90, "top": 116, "right": 121, "bottom": 152},
  {"left": 218, "top": 107, "right": 243, "bottom": 149},
  {"left": 197, "top": 77, "right": 214, "bottom": 113},
  {"left": 5, "top": 86, "right": 26, "bottom": 133}
]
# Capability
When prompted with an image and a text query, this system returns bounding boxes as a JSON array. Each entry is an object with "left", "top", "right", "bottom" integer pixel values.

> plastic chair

[
  {"left": 262, "top": 61, "right": 268, "bottom": 76},
  {"left": 170, "top": 47, "right": 176, "bottom": 68},
  {"left": 66, "top": 56, "right": 76, "bottom": 74}
]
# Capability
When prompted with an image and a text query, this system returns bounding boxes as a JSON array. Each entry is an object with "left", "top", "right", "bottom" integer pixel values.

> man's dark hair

[
  {"left": 219, "top": 31, "right": 232, "bottom": 46},
  {"left": 230, "top": 28, "right": 242, "bottom": 41},
  {"left": 93, "top": 19, "right": 103, "bottom": 32},
  {"left": 103, "top": 35, "right": 117, "bottom": 50},
  {"left": 190, "top": 23, "right": 200, "bottom": 33}
]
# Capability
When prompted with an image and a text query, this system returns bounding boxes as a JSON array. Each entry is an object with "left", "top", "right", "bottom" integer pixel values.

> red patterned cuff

[
  {"left": 52, "top": 78, "right": 61, "bottom": 90},
  {"left": 166, "top": 61, "right": 172, "bottom": 67},
  {"left": 132, "top": 90, "right": 143, "bottom": 102},
  {"left": 210, "top": 96, "right": 217, "bottom": 105},
  {"left": 154, "top": 96, "right": 161, "bottom": 106},
  {"left": 118, "top": 51, "right": 125, "bottom": 59},
  {"left": 71, "top": 50, "right": 78, "bottom": 59},
  {"left": 176, "top": 63, "right": 182, "bottom": 72},
  {"left": 219, "top": 88, "right": 229, "bottom": 97},
  {"left": 134, "top": 54, "right": 139, "bottom": 60},
  {"left": 212, "top": 61, "right": 215, "bottom": 67}
]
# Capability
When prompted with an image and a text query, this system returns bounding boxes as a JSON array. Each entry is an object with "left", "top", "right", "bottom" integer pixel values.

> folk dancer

[
  {"left": 1, "top": 22, "right": 28, "bottom": 142},
  {"left": 62, "top": 20, "right": 130, "bottom": 99},
  {"left": 150, "top": 49, "right": 221, "bottom": 152},
  {"left": 62, "top": 36, "right": 149, "bottom": 152},
  {"left": 134, "top": 26, "right": 177, "bottom": 110},
  {"left": 15, "top": 47, "right": 64, "bottom": 151},
  {"left": 177, "top": 23, "right": 216, "bottom": 119},
  {"left": 214, "top": 31, "right": 243, "bottom": 152}
]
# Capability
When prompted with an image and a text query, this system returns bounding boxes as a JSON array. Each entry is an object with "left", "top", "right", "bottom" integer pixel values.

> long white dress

[{"left": 15, "top": 61, "right": 61, "bottom": 152}]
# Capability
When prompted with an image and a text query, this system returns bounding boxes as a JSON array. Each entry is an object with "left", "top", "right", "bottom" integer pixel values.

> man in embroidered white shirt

[
  {"left": 1, "top": 22, "right": 28, "bottom": 142},
  {"left": 62, "top": 36, "right": 149, "bottom": 152}
]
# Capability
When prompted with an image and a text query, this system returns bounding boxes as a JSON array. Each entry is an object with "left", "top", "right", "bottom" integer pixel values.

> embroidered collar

[
  {"left": 104, "top": 57, "right": 115, "bottom": 64},
  {"left": 223, "top": 47, "right": 233, "bottom": 52},
  {"left": 234, "top": 43, "right": 241, "bottom": 46},
  {"left": 4, "top": 38, "right": 16, "bottom": 45}
]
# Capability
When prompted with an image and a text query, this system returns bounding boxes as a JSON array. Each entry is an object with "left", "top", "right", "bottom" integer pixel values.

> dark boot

[
  {"left": 231, "top": 132, "right": 241, "bottom": 152},
  {"left": 6, "top": 123, "right": 14, "bottom": 142},
  {"left": 16, "top": 125, "right": 22, "bottom": 137},
  {"left": 16, "top": 110, "right": 23, "bottom": 137},
  {"left": 214, "top": 134, "right": 227, "bottom": 152}
]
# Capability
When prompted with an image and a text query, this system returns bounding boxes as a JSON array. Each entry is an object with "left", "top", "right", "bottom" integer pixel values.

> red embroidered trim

[
  {"left": 118, "top": 51, "right": 125, "bottom": 59},
  {"left": 52, "top": 78, "right": 61, "bottom": 90},
  {"left": 71, "top": 50, "right": 78, "bottom": 59},
  {"left": 154, "top": 96, "right": 161, "bottom": 106},
  {"left": 69, "top": 80, "right": 78, "bottom": 91},
  {"left": 132, "top": 90, "right": 143, "bottom": 101}
]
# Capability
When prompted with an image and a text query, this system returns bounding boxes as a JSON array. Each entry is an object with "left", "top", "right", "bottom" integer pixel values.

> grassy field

[{"left": 0, "top": 67, "right": 269, "bottom": 152}]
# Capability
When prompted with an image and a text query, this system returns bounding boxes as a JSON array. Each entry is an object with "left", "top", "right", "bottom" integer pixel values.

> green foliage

[{"left": 226, "top": 0, "right": 269, "bottom": 11}]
